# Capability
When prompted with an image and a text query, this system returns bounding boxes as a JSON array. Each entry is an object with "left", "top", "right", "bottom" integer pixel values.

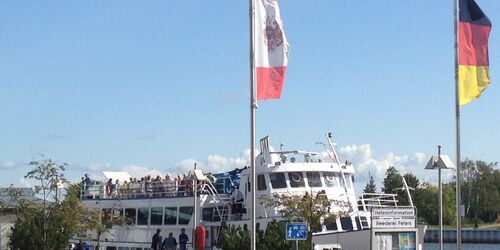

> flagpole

[
  {"left": 454, "top": 0, "right": 462, "bottom": 249},
  {"left": 249, "top": 0, "right": 257, "bottom": 250}
]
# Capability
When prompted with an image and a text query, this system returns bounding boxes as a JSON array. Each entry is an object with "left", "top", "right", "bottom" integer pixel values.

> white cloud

[
  {"left": 88, "top": 163, "right": 112, "bottom": 171},
  {"left": 169, "top": 159, "right": 198, "bottom": 175},
  {"left": 333, "top": 144, "right": 430, "bottom": 194},
  {"left": 161, "top": 150, "right": 250, "bottom": 177},
  {"left": 0, "top": 161, "right": 23, "bottom": 170},
  {"left": 120, "top": 165, "right": 164, "bottom": 179},
  {"left": 18, "top": 177, "right": 32, "bottom": 188}
]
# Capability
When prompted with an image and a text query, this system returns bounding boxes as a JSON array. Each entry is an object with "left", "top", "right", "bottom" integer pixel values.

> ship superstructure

[{"left": 79, "top": 135, "right": 399, "bottom": 250}]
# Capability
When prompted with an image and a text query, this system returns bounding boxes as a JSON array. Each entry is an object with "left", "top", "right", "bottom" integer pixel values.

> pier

[{"left": 424, "top": 230, "right": 500, "bottom": 244}]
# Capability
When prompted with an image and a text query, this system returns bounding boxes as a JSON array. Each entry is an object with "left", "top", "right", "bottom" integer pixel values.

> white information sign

[
  {"left": 372, "top": 208, "right": 415, "bottom": 218},
  {"left": 372, "top": 218, "right": 416, "bottom": 228}
]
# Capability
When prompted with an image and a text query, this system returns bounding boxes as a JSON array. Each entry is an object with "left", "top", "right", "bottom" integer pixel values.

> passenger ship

[{"left": 79, "top": 134, "right": 400, "bottom": 250}]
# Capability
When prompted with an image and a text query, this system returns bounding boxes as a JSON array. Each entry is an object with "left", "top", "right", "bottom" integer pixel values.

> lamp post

[{"left": 425, "top": 146, "right": 455, "bottom": 250}]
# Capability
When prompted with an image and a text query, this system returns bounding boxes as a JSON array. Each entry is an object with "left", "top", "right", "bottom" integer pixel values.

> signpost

[
  {"left": 286, "top": 222, "right": 308, "bottom": 250},
  {"left": 371, "top": 207, "right": 418, "bottom": 250}
]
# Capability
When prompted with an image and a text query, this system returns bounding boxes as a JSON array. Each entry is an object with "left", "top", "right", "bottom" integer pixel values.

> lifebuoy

[
  {"left": 291, "top": 173, "right": 302, "bottom": 182},
  {"left": 325, "top": 175, "right": 335, "bottom": 183}
]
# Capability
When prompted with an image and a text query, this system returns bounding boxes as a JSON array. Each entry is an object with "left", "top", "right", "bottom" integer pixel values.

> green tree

[
  {"left": 219, "top": 219, "right": 300, "bottom": 250},
  {"left": 363, "top": 173, "right": 377, "bottom": 193},
  {"left": 220, "top": 221, "right": 250, "bottom": 250},
  {"left": 471, "top": 161, "right": 499, "bottom": 223},
  {"left": 9, "top": 159, "right": 88, "bottom": 250},
  {"left": 442, "top": 183, "right": 457, "bottom": 225},
  {"left": 461, "top": 159, "right": 477, "bottom": 218},
  {"left": 382, "top": 166, "right": 402, "bottom": 194},
  {"left": 399, "top": 172, "right": 419, "bottom": 206},
  {"left": 85, "top": 201, "right": 129, "bottom": 250},
  {"left": 259, "top": 220, "right": 294, "bottom": 250},
  {"left": 414, "top": 182, "right": 438, "bottom": 224},
  {"left": 265, "top": 191, "right": 340, "bottom": 250},
  {"left": 382, "top": 166, "right": 407, "bottom": 206},
  {"left": 459, "top": 159, "right": 499, "bottom": 224}
]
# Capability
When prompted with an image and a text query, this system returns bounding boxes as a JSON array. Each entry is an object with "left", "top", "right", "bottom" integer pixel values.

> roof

[{"left": 0, "top": 187, "right": 43, "bottom": 208}]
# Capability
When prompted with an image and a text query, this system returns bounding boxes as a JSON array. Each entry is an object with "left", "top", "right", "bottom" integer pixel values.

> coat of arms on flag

[{"left": 265, "top": 20, "right": 284, "bottom": 52}]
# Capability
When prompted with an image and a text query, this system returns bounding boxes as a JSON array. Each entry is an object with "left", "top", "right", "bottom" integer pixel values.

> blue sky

[{"left": 1, "top": 1, "right": 499, "bottom": 193}]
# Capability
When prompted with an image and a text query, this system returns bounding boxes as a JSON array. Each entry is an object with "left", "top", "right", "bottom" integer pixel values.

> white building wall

[{"left": 0, "top": 214, "right": 17, "bottom": 250}]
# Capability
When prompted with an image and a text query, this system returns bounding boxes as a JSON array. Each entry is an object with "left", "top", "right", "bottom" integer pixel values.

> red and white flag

[{"left": 255, "top": 0, "right": 289, "bottom": 101}]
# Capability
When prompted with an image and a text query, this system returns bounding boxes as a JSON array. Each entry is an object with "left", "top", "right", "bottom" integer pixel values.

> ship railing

[
  {"left": 80, "top": 177, "right": 239, "bottom": 201},
  {"left": 81, "top": 180, "right": 209, "bottom": 200},
  {"left": 228, "top": 200, "right": 246, "bottom": 221},
  {"left": 202, "top": 178, "right": 234, "bottom": 222},
  {"left": 357, "top": 192, "right": 399, "bottom": 212}
]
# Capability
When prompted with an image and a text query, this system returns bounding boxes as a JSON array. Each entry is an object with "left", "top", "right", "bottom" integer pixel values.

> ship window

[
  {"left": 357, "top": 200, "right": 365, "bottom": 211},
  {"left": 344, "top": 174, "right": 353, "bottom": 189},
  {"left": 113, "top": 208, "right": 123, "bottom": 218},
  {"left": 306, "top": 172, "right": 322, "bottom": 187},
  {"left": 288, "top": 172, "right": 304, "bottom": 188},
  {"left": 179, "top": 206, "right": 193, "bottom": 224},
  {"left": 151, "top": 207, "right": 163, "bottom": 225},
  {"left": 118, "top": 247, "right": 129, "bottom": 250},
  {"left": 338, "top": 174, "right": 346, "bottom": 188},
  {"left": 323, "top": 172, "right": 337, "bottom": 187},
  {"left": 202, "top": 207, "right": 215, "bottom": 222},
  {"left": 340, "top": 217, "right": 353, "bottom": 231},
  {"left": 269, "top": 173, "right": 287, "bottom": 188},
  {"left": 257, "top": 175, "right": 266, "bottom": 191},
  {"left": 164, "top": 207, "right": 177, "bottom": 225},
  {"left": 374, "top": 232, "right": 416, "bottom": 250},
  {"left": 355, "top": 216, "right": 361, "bottom": 230},
  {"left": 137, "top": 207, "right": 149, "bottom": 225},
  {"left": 106, "top": 247, "right": 117, "bottom": 250},
  {"left": 360, "top": 216, "right": 368, "bottom": 227},
  {"left": 326, "top": 221, "right": 338, "bottom": 231},
  {"left": 125, "top": 208, "right": 136, "bottom": 225}
]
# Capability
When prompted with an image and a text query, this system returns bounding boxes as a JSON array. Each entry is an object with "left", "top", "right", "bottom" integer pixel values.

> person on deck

[
  {"left": 105, "top": 178, "right": 113, "bottom": 198},
  {"left": 206, "top": 173, "right": 217, "bottom": 185},
  {"left": 230, "top": 185, "right": 244, "bottom": 218},
  {"left": 83, "top": 173, "right": 92, "bottom": 189},
  {"left": 75, "top": 239, "right": 90, "bottom": 250}
]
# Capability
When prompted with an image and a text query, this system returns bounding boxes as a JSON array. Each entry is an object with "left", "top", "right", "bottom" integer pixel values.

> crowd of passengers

[{"left": 81, "top": 172, "right": 220, "bottom": 199}]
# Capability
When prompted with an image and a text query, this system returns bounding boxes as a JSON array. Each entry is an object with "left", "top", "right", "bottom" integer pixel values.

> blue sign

[{"left": 285, "top": 222, "right": 308, "bottom": 240}]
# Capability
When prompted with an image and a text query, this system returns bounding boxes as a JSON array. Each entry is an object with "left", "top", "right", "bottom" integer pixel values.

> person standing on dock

[
  {"left": 179, "top": 228, "right": 189, "bottom": 250},
  {"left": 151, "top": 229, "right": 162, "bottom": 250},
  {"left": 162, "top": 232, "right": 177, "bottom": 250}
]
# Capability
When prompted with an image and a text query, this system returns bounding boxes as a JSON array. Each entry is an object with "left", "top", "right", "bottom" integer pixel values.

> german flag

[{"left": 459, "top": 0, "right": 492, "bottom": 105}]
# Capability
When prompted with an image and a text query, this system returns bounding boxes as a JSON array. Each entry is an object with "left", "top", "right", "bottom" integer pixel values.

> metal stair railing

[
  {"left": 201, "top": 181, "right": 231, "bottom": 222},
  {"left": 358, "top": 193, "right": 399, "bottom": 211}
]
